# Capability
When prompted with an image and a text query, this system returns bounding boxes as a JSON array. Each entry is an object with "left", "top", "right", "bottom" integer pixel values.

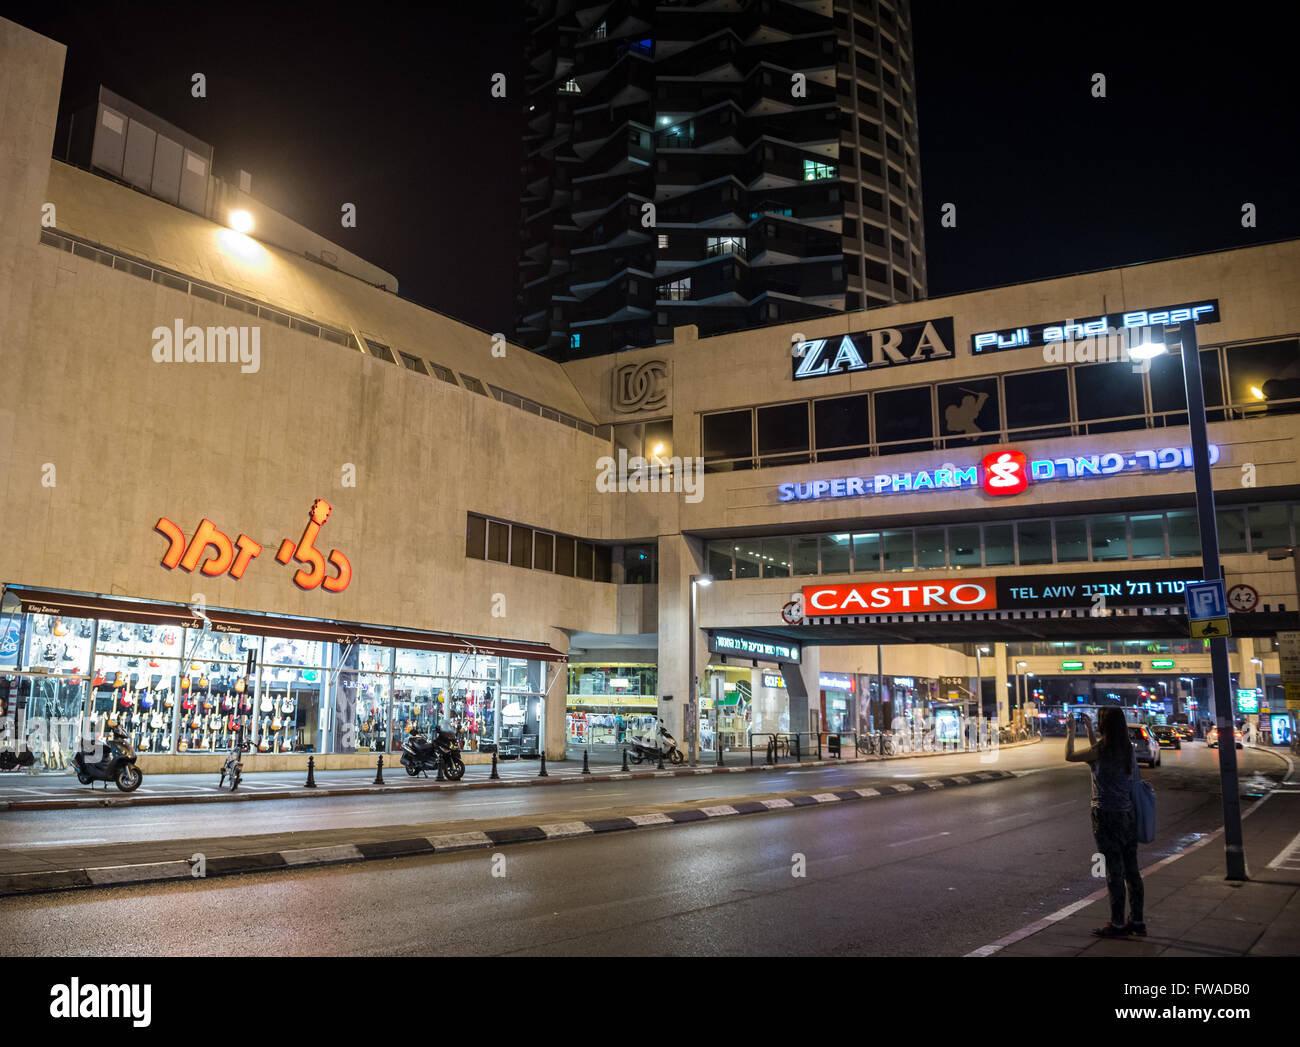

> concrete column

[
  {"left": 1236, "top": 637, "right": 1257, "bottom": 692},
  {"left": 780, "top": 650, "right": 820, "bottom": 740},
  {"left": 655, "top": 532, "right": 706, "bottom": 750},
  {"left": 537, "top": 629, "right": 570, "bottom": 761},
  {"left": 994, "top": 643, "right": 1009, "bottom": 725}
]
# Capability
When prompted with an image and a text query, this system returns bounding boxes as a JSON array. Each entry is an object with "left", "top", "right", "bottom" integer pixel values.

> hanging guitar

[
  {"left": 177, "top": 730, "right": 189, "bottom": 753},
  {"left": 257, "top": 717, "right": 271, "bottom": 752},
  {"left": 270, "top": 705, "right": 282, "bottom": 732},
  {"left": 220, "top": 690, "right": 234, "bottom": 713},
  {"left": 259, "top": 689, "right": 273, "bottom": 714},
  {"left": 279, "top": 730, "right": 293, "bottom": 753}
]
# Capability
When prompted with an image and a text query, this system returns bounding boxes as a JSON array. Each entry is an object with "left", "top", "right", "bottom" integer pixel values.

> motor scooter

[
  {"left": 625, "top": 717, "right": 685, "bottom": 765},
  {"left": 72, "top": 726, "right": 143, "bottom": 792},
  {"left": 400, "top": 725, "right": 466, "bottom": 780}
]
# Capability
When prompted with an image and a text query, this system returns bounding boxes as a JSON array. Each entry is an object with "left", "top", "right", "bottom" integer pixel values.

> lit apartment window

[
  {"left": 659, "top": 277, "right": 691, "bottom": 301},
  {"left": 706, "top": 235, "right": 746, "bottom": 258},
  {"left": 658, "top": 234, "right": 669, "bottom": 249},
  {"left": 803, "top": 158, "right": 835, "bottom": 181},
  {"left": 560, "top": 79, "right": 580, "bottom": 93},
  {"left": 570, "top": 333, "right": 581, "bottom": 349},
  {"left": 594, "top": 21, "right": 606, "bottom": 38}
]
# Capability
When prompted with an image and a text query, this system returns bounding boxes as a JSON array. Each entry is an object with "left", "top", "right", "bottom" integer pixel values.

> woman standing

[{"left": 1066, "top": 708, "right": 1146, "bottom": 938}]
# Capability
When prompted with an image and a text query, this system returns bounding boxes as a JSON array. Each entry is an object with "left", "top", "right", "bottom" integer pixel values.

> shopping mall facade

[{"left": 2, "top": 19, "right": 1297, "bottom": 771}]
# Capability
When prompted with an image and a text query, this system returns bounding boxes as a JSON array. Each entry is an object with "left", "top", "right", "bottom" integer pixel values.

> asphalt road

[{"left": 0, "top": 743, "right": 1287, "bottom": 956}]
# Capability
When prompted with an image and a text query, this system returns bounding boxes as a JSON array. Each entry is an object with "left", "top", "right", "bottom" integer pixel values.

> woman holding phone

[{"left": 1066, "top": 708, "right": 1146, "bottom": 938}]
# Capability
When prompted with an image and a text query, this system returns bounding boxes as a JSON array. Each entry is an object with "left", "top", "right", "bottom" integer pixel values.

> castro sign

[
  {"left": 803, "top": 579, "right": 997, "bottom": 614},
  {"left": 792, "top": 316, "right": 955, "bottom": 380}
]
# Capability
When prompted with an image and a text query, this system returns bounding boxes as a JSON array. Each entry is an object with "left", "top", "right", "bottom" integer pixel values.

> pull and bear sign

[{"left": 155, "top": 499, "right": 351, "bottom": 593}]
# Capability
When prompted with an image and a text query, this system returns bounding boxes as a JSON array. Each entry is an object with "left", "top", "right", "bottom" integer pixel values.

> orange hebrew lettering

[
  {"left": 323, "top": 550, "right": 352, "bottom": 593},
  {"left": 155, "top": 518, "right": 186, "bottom": 569},
  {"left": 180, "top": 518, "right": 235, "bottom": 576},
  {"left": 229, "top": 534, "right": 263, "bottom": 580}
]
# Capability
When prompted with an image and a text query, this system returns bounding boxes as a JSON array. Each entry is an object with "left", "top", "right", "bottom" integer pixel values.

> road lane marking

[
  {"left": 1266, "top": 827, "right": 1300, "bottom": 870},
  {"left": 889, "top": 831, "right": 951, "bottom": 847}
]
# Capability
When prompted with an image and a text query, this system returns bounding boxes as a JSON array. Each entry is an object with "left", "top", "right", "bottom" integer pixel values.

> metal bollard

[
  {"left": 435, "top": 753, "right": 446, "bottom": 781},
  {"left": 490, "top": 752, "right": 499, "bottom": 780},
  {"left": 373, "top": 754, "right": 384, "bottom": 785},
  {"left": 304, "top": 755, "right": 317, "bottom": 788},
  {"left": 582, "top": 748, "right": 591, "bottom": 774},
  {"left": 621, "top": 747, "right": 629, "bottom": 772},
  {"left": 538, "top": 751, "right": 548, "bottom": 777},
  {"left": 716, "top": 739, "right": 724, "bottom": 767},
  {"left": 657, "top": 749, "right": 665, "bottom": 771}
]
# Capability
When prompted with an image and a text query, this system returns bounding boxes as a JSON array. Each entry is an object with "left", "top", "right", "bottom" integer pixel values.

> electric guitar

[
  {"left": 107, "top": 705, "right": 119, "bottom": 727},
  {"left": 280, "top": 693, "right": 295, "bottom": 715},
  {"left": 270, "top": 707, "right": 282, "bottom": 732},
  {"left": 201, "top": 689, "right": 213, "bottom": 712},
  {"left": 260, "top": 691, "right": 273, "bottom": 714},
  {"left": 220, "top": 691, "right": 234, "bottom": 712},
  {"left": 180, "top": 688, "right": 194, "bottom": 711},
  {"left": 150, "top": 708, "right": 164, "bottom": 730},
  {"left": 279, "top": 730, "right": 293, "bottom": 752},
  {"left": 190, "top": 707, "right": 202, "bottom": 730},
  {"left": 207, "top": 710, "right": 222, "bottom": 733},
  {"left": 178, "top": 731, "right": 189, "bottom": 753},
  {"left": 138, "top": 730, "right": 151, "bottom": 752},
  {"left": 257, "top": 717, "right": 271, "bottom": 752},
  {"left": 139, "top": 686, "right": 153, "bottom": 711},
  {"left": 159, "top": 729, "right": 171, "bottom": 752},
  {"left": 163, "top": 689, "right": 174, "bottom": 709},
  {"left": 235, "top": 676, "right": 247, "bottom": 694},
  {"left": 197, "top": 729, "right": 210, "bottom": 751}
]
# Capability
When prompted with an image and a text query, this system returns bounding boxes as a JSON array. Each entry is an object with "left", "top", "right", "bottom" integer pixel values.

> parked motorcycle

[
  {"left": 400, "top": 726, "right": 465, "bottom": 780},
  {"left": 625, "top": 717, "right": 685, "bottom": 765},
  {"left": 73, "top": 726, "right": 142, "bottom": 792}
]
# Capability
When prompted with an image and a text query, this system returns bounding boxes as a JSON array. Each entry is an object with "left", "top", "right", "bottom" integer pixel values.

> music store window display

[
  {"left": 0, "top": 612, "right": 94, "bottom": 771},
  {"left": 91, "top": 618, "right": 184, "bottom": 758},
  {"left": 255, "top": 636, "right": 327, "bottom": 754},
  {"left": 391, "top": 648, "right": 451, "bottom": 750},
  {"left": 446, "top": 651, "right": 499, "bottom": 753},
  {"left": 343, "top": 644, "right": 393, "bottom": 753},
  {"left": 176, "top": 629, "right": 261, "bottom": 755}
]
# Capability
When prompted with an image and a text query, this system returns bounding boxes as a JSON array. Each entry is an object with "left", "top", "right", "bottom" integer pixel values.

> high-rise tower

[{"left": 516, "top": 0, "right": 926, "bottom": 359}]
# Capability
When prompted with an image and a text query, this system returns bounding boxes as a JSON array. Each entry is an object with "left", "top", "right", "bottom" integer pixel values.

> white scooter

[{"left": 625, "top": 717, "right": 685, "bottom": 765}]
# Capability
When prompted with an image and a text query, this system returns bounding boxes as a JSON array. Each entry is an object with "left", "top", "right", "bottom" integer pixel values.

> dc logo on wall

[
  {"left": 982, "top": 449, "right": 1029, "bottom": 496},
  {"left": 613, "top": 360, "right": 669, "bottom": 412}
]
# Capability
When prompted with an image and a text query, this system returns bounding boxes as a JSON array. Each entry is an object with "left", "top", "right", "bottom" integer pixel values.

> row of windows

[
  {"left": 465, "top": 515, "right": 659, "bottom": 584},
  {"left": 1015, "top": 639, "right": 1228, "bottom": 657},
  {"left": 705, "top": 503, "right": 1298, "bottom": 579},
  {"left": 701, "top": 339, "right": 1300, "bottom": 469}
]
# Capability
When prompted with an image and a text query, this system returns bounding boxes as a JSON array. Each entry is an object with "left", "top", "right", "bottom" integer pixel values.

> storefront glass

[{"left": 566, "top": 663, "right": 657, "bottom": 746}]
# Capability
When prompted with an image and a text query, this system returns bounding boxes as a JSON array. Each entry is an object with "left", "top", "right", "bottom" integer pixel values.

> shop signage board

[
  {"left": 1279, "top": 632, "right": 1300, "bottom": 709},
  {"left": 970, "top": 299, "right": 1220, "bottom": 355},
  {"left": 1235, "top": 689, "right": 1261, "bottom": 713},
  {"left": 802, "top": 568, "right": 1206, "bottom": 617},
  {"left": 1061, "top": 661, "right": 1084, "bottom": 671},
  {"left": 818, "top": 673, "right": 854, "bottom": 691},
  {"left": 792, "top": 317, "right": 956, "bottom": 380},
  {"left": 709, "top": 632, "right": 800, "bottom": 663},
  {"left": 1151, "top": 659, "right": 1176, "bottom": 669},
  {"left": 762, "top": 672, "right": 785, "bottom": 688},
  {"left": 776, "top": 443, "right": 1218, "bottom": 502}
]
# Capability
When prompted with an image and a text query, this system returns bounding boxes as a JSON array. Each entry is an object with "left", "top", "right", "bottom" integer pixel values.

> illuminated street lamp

[{"left": 688, "top": 573, "right": 712, "bottom": 766}]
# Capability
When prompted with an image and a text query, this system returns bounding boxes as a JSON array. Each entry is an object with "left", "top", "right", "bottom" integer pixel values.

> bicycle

[{"left": 219, "top": 735, "right": 249, "bottom": 792}]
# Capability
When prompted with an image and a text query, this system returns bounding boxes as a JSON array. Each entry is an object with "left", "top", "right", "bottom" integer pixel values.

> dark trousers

[{"left": 1092, "top": 807, "right": 1144, "bottom": 925}]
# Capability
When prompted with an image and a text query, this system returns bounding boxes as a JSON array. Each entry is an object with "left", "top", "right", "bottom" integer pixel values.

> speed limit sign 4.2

[{"left": 1227, "top": 583, "right": 1259, "bottom": 612}]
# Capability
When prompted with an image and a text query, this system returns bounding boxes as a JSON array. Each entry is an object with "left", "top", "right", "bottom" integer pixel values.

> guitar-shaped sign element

[{"left": 275, "top": 499, "right": 351, "bottom": 592}]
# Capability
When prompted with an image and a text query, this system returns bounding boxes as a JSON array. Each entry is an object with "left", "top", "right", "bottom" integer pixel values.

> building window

[
  {"left": 570, "top": 333, "right": 581, "bottom": 349},
  {"left": 1075, "top": 360, "right": 1145, "bottom": 434},
  {"left": 756, "top": 403, "right": 810, "bottom": 467},
  {"left": 534, "top": 531, "right": 554, "bottom": 572},
  {"left": 873, "top": 385, "right": 932, "bottom": 454},
  {"left": 510, "top": 526, "right": 533, "bottom": 568},
  {"left": 658, "top": 234, "right": 669, "bottom": 249},
  {"left": 702, "top": 409, "right": 753, "bottom": 470},
  {"left": 762, "top": 536, "right": 791, "bottom": 578},
  {"left": 938, "top": 378, "right": 998, "bottom": 445},
  {"left": 984, "top": 524, "right": 1014, "bottom": 566},
  {"left": 487, "top": 521, "right": 509, "bottom": 563},
  {"left": 916, "top": 528, "right": 946, "bottom": 569},
  {"left": 1130, "top": 514, "right": 1165, "bottom": 558},
  {"left": 1216, "top": 509, "right": 1248, "bottom": 554},
  {"left": 1226, "top": 339, "right": 1300, "bottom": 414},
  {"left": 881, "top": 530, "right": 914, "bottom": 571},
  {"left": 1003, "top": 369, "right": 1071, "bottom": 440},
  {"left": 1017, "top": 521, "right": 1052, "bottom": 565},
  {"left": 706, "top": 235, "right": 746, "bottom": 258},
  {"left": 791, "top": 536, "right": 820, "bottom": 576},
  {"left": 813, "top": 394, "right": 870, "bottom": 461},
  {"left": 948, "top": 525, "right": 981, "bottom": 567},
  {"left": 1055, "top": 519, "right": 1089, "bottom": 562},
  {"left": 822, "top": 533, "right": 851, "bottom": 574},
  {"left": 593, "top": 21, "right": 606, "bottom": 38},
  {"left": 1149, "top": 349, "right": 1225, "bottom": 424},
  {"left": 1090, "top": 515, "right": 1128, "bottom": 560},
  {"left": 803, "top": 158, "right": 835, "bottom": 181},
  {"left": 465, "top": 514, "right": 486, "bottom": 559},
  {"left": 659, "top": 276, "right": 691, "bottom": 300},
  {"left": 1247, "top": 503, "right": 1291, "bottom": 550},
  {"left": 554, "top": 536, "right": 576, "bottom": 576},
  {"left": 560, "top": 79, "right": 580, "bottom": 93},
  {"left": 707, "top": 541, "right": 733, "bottom": 580},
  {"left": 852, "top": 532, "right": 881, "bottom": 572}
]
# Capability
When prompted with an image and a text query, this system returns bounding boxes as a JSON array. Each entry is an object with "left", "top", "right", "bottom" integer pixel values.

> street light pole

[
  {"left": 1174, "top": 320, "right": 1247, "bottom": 880},
  {"left": 687, "top": 573, "right": 713, "bottom": 767}
]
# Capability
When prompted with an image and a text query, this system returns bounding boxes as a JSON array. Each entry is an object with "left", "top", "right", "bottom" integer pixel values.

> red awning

[{"left": 3, "top": 587, "right": 567, "bottom": 661}]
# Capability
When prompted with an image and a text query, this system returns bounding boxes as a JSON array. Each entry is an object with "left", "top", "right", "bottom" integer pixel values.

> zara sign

[{"left": 792, "top": 317, "right": 956, "bottom": 380}]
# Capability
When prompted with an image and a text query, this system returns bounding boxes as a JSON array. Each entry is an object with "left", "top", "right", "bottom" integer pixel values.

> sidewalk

[
  {"left": 0, "top": 738, "right": 1037, "bottom": 810},
  {"left": 975, "top": 788, "right": 1300, "bottom": 958}
]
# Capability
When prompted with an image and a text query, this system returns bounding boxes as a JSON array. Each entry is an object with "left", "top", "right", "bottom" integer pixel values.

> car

[
  {"left": 1151, "top": 724, "right": 1182, "bottom": 750},
  {"left": 1173, "top": 724, "right": 1195, "bottom": 741},
  {"left": 1206, "top": 726, "right": 1244, "bottom": 749},
  {"left": 1129, "top": 724, "right": 1161, "bottom": 768}
]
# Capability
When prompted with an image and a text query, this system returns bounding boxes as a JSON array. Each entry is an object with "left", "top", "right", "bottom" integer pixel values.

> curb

[
  {"left": 0, "top": 769, "right": 1018, "bottom": 897},
  {"left": 0, "top": 739, "right": 1042, "bottom": 811}
]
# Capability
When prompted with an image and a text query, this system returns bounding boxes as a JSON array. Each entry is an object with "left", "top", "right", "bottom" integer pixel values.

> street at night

[{"left": 1, "top": 0, "right": 1298, "bottom": 1031}]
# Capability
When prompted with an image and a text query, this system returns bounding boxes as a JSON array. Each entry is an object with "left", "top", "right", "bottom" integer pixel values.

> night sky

[{"left": 4, "top": 0, "right": 1297, "bottom": 333}]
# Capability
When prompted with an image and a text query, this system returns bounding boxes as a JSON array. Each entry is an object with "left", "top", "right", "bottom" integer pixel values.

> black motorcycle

[
  {"left": 400, "top": 727, "right": 465, "bottom": 781},
  {"left": 73, "top": 726, "right": 143, "bottom": 792}
]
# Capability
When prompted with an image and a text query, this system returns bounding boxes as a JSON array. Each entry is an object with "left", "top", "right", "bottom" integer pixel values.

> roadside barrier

[
  {"left": 304, "top": 756, "right": 317, "bottom": 788},
  {"left": 373, "top": 754, "right": 384, "bottom": 785},
  {"left": 490, "top": 752, "right": 499, "bottom": 780},
  {"left": 582, "top": 749, "right": 591, "bottom": 774},
  {"left": 538, "top": 751, "right": 548, "bottom": 777}
]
